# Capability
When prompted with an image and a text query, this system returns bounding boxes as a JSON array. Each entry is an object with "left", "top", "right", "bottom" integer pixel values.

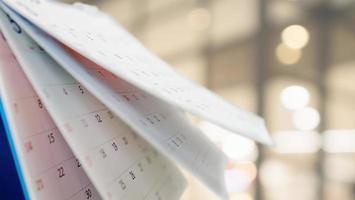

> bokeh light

[
  {"left": 281, "top": 25, "right": 309, "bottom": 49},
  {"left": 292, "top": 107, "right": 320, "bottom": 131},
  {"left": 280, "top": 85, "right": 310, "bottom": 110},
  {"left": 225, "top": 162, "right": 257, "bottom": 193},
  {"left": 273, "top": 131, "right": 321, "bottom": 154},
  {"left": 222, "top": 135, "right": 257, "bottom": 161},
  {"left": 276, "top": 43, "right": 302, "bottom": 65},
  {"left": 199, "top": 121, "right": 257, "bottom": 161},
  {"left": 323, "top": 130, "right": 355, "bottom": 153}
]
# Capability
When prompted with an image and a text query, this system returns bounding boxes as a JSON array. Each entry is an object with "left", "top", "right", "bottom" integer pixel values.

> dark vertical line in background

[
  {"left": 316, "top": 6, "right": 330, "bottom": 200},
  {"left": 198, "top": 0, "right": 213, "bottom": 89},
  {"left": 131, "top": 0, "right": 148, "bottom": 38},
  {"left": 255, "top": 0, "right": 268, "bottom": 199}
]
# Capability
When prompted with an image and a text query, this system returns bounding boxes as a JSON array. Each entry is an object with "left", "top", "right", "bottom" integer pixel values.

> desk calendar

[{"left": 0, "top": 0, "right": 272, "bottom": 200}]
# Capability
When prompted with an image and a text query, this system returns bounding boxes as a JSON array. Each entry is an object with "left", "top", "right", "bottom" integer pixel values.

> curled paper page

[
  {"left": 0, "top": 3, "right": 230, "bottom": 199},
  {"left": 0, "top": 30, "right": 101, "bottom": 200},
  {"left": 0, "top": 7, "right": 186, "bottom": 200},
  {"left": 3, "top": 0, "right": 273, "bottom": 145}
]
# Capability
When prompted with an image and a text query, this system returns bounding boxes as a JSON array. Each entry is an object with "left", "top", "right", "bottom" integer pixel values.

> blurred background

[{"left": 64, "top": 0, "right": 355, "bottom": 199}]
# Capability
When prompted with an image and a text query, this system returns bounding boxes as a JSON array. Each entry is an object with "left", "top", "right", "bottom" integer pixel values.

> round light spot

[
  {"left": 222, "top": 135, "right": 257, "bottom": 161},
  {"left": 292, "top": 107, "right": 320, "bottom": 131},
  {"left": 280, "top": 85, "right": 310, "bottom": 110},
  {"left": 281, "top": 25, "right": 309, "bottom": 49},
  {"left": 225, "top": 163, "right": 257, "bottom": 193},
  {"left": 276, "top": 43, "right": 302, "bottom": 65}
]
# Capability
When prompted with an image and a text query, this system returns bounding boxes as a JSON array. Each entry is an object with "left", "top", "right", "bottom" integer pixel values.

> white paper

[
  {"left": 0, "top": 27, "right": 101, "bottom": 200},
  {"left": 3, "top": 0, "right": 272, "bottom": 145},
  {"left": 0, "top": 7, "right": 186, "bottom": 200},
  {"left": 2, "top": 8, "right": 230, "bottom": 200}
]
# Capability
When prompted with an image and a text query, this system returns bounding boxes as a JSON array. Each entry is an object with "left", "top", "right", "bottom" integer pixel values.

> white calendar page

[
  {"left": 0, "top": 28, "right": 101, "bottom": 200},
  {"left": 0, "top": 7, "right": 186, "bottom": 200},
  {"left": 0, "top": 3, "right": 230, "bottom": 199},
  {"left": 3, "top": 0, "right": 272, "bottom": 145},
  {"left": 0, "top": 1, "right": 231, "bottom": 197}
]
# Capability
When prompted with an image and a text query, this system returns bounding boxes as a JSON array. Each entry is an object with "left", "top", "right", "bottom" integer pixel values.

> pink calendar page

[
  {"left": 3, "top": 0, "right": 272, "bottom": 146},
  {"left": 0, "top": 29, "right": 101, "bottom": 200},
  {"left": 0, "top": 2, "right": 230, "bottom": 199},
  {"left": 0, "top": 6, "right": 186, "bottom": 200}
]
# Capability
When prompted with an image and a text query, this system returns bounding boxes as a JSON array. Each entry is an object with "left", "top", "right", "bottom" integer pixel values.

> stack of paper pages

[{"left": 0, "top": 0, "right": 272, "bottom": 199}]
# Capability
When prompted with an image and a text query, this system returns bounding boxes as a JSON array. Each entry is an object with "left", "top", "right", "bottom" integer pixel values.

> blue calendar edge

[{"left": 0, "top": 98, "right": 30, "bottom": 200}]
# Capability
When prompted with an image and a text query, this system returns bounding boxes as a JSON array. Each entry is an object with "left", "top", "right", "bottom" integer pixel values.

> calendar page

[
  {"left": 0, "top": 7, "right": 186, "bottom": 200},
  {"left": 0, "top": 2, "right": 230, "bottom": 199},
  {"left": 0, "top": 26, "right": 101, "bottom": 200},
  {"left": 3, "top": 0, "right": 273, "bottom": 145}
]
